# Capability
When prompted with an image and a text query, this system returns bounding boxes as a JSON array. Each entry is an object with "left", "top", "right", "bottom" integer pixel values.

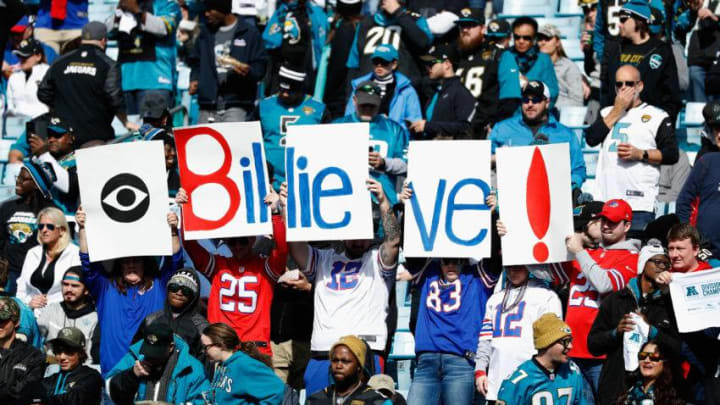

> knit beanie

[
  {"left": 168, "top": 267, "right": 200, "bottom": 297},
  {"left": 533, "top": 313, "right": 572, "bottom": 350},
  {"left": 330, "top": 335, "right": 367, "bottom": 369},
  {"left": 637, "top": 239, "right": 667, "bottom": 275}
]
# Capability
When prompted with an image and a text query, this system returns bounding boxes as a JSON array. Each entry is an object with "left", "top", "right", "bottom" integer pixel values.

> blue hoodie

[
  {"left": 345, "top": 71, "right": 422, "bottom": 126},
  {"left": 205, "top": 350, "right": 285, "bottom": 405},
  {"left": 489, "top": 113, "right": 587, "bottom": 190},
  {"left": 498, "top": 48, "right": 559, "bottom": 106},
  {"left": 107, "top": 335, "right": 209, "bottom": 404},
  {"left": 80, "top": 250, "right": 183, "bottom": 376}
]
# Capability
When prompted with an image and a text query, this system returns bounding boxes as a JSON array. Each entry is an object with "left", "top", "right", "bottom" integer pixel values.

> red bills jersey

[
  {"left": 563, "top": 247, "right": 637, "bottom": 359},
  {"left": 183, "top": 215, "right": 287, "bottom": 356}
]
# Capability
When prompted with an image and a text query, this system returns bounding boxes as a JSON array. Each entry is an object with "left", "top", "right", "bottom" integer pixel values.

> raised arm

[
  {"left": 263, "top": 188, "right": 288, "bottom": 280},
  {"left": 279, "top": 182, "right": 310, "bottom": 272},
  {"left": 368, "top": 178, "right": 400, "bottom": 269},
  {"left": 175, "top": 188, "right": 216, "bottom": 278}
]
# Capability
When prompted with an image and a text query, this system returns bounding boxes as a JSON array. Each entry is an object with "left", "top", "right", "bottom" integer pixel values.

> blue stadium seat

[
  {"left": 105, "top": 45, "right": 119, "bottom": 61},
  {"left": 535, "top": 17, "right": 582, "bottom": 39},
  {"left": 558, "top": 105, "right": 588, "bottom": 128},
  {"left": 556, "top": 0, "right": 584, "bottom": 17},
  {"left": 681, "top": 102, "right": 706, "bottom": 127},
  {"left": 500, "top": 0, "right": 559, "bottom": 18},
  {"left": 3, "top": 116, "right": 25, "bottom": 139},
  {"left": 177, "top": 65, "right": 191, "bottom": 91}
]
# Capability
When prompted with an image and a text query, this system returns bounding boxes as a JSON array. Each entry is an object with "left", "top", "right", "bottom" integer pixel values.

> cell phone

[{"left": 26, "top": 121, "right": 35, "bottom": 137}]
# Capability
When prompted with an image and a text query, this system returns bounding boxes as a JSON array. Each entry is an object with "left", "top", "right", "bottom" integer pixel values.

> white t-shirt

[
  {"left": 596, "top": 103, "right": 670, "bottom": 212},
  {"left": 305, "top": 246, "right": 396, "bottom": 351}
]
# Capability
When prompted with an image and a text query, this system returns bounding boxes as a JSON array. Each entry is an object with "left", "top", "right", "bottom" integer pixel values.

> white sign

[
  {"left": 403, "top": 140, "right": 492, "bottom": 258},
  {"left": 77, "top": 141, "right": 172, "bottom": 262},
  {"left": 174, "top": 122, "right": 272, "bottom": 240},
  {"left": 669, "top": 267, "right": 720, "bottom": 333},
  {"left": 496, "top": 143, "right": 574, "bottom": 265},
  {"left": 284, "top": 123, "right": 373, "bottom": 242}
]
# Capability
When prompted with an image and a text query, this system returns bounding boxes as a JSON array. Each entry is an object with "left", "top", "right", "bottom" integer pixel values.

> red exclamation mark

[{"left": 526, "top": 147, "right": 551, "bottom": 262}]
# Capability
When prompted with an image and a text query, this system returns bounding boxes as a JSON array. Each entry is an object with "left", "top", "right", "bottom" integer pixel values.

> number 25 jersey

[{"left": 305, "top": 246, "right": 397, "bottom": 352}]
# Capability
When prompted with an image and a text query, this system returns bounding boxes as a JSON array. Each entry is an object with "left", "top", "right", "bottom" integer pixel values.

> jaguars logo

[
  {"left": 461, "top": 8, "right": 472, "bottom": 17},
  {"left": 488, "top": 21, "right": 499, "bottom": 33},
  {"left": 649, "top": 53, "right": 663, "bottom": 70},
  {"left": 641, "top": 114, "right": 651, "bottom": 123},
  {"left": 147, "top": 334, "right": 158, "bottom": 344},
  {"left": 302, "top": 106, "right": 315, "bottom": 115}
]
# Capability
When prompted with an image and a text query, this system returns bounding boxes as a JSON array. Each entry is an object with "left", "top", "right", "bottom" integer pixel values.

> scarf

[
  {"left": 143, "top": 350, "right": 179, "bottom": 402},
  {"left": 512, "top": 45, "right": 539, "bottom": 75}
]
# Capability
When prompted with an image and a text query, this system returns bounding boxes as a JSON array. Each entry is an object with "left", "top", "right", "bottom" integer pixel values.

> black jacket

[
  {"left": 587, "top": 278, "right": 681, "bottom": 405},
  {"left": 422, "top": 76, "right": 476, "bottom": 139},
  {"left": 601, "top": 37, "right": 682, "bottom": 121},
  {"left": 40, "top": 365, "right": 103, "bottom": 405},
  {"left": 0, "top": 338, "right": 46, "bottom": 403},
  {"left": 324, "top": 18, "right": 360, "bottom": 119},
  {"left": 37, "top": 44, "right": 125, "bottom": 146},
  {"left": 188, "top": 20, "right": 268, "bottom": 111},
  {"left": 0, "top": 196, "right": 55, "bottom": 280},
  {"left": 307, "top": 383, "right": 388, "bottom": 405}
]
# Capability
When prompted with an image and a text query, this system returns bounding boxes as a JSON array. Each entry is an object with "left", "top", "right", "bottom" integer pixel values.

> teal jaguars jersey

[
  {"left": 497, "top": 359, "right": 585, "bottom": 405},
  {"left": 259, "top": 95, "right": 327, "bottom": 190}
]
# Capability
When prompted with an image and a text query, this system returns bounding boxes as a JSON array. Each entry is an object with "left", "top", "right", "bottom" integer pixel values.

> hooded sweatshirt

[
  {"left": 207, "top": 350, "right": 285, "bottom": 405},
  {"left": 36, "top": 300, "right": 100, "bottom": 364}
]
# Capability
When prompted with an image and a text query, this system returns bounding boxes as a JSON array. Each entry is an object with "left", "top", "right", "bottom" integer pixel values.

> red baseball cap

[
  {"left": 598, "top": 199, "right": 633, "bottom": 222},
  {"left": 10, "top": 24, "right": 26, "bottom": 34}
]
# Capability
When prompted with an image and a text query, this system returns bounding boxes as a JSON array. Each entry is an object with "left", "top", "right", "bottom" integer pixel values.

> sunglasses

[
  {"left": 647, "top": 258, "right": 671, "bottom": 270},
  {"left": 558, "top": 337, "right": 573, "bottom": 349},
  {"left": 638, "top": 351, "right": 664, "bottom": 362},
  {"left": 168, "top": 283, "right": 194, "bottom": 296},
  {"left": 537, "top": 34, "right": 552, "bottom": 41},
  {"left": 522, "top": 96, "right": 545, "bottom": 104},
  {"left": 440, "top": 258, "right": 463, "bottom": 266},
  {"left": 38, "top": 223, "right": 56, "bottom": 231},
  {"left": 371, "top": 58, "right": 391, "bottom": 67},
  {"left": 47, "top": 131, "right": 69, "bottom": 139},
  {"left": 615, "top": 81, "right": 638, "bottom": 89},
  {"left": 619, "top": 15, "right": 631, "bottom": 23},
  {"left": 513, "top": 34, "right": 534, "bottom": 41}
]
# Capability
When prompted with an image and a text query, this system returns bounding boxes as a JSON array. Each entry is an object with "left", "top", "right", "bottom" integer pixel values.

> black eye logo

[{"left": 100, "top": 173, "right": 150, "bottom": 223}]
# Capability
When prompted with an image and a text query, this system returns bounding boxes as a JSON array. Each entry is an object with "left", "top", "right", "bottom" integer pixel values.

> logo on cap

[
  {"left": 148, "top": 334, "right": 158, "bottom": 344},
  {"left": 461, "top": 8, "right": 471, "bottom": 17},
  {"left": 489, "top": 22, "right": 499, "bottom": 31},
  {"left": 377, "top": 45, "right": 390, "bottom": 52},
  {"left": 562, "top": 327, "right": 571, "bottom": 333},
  {"left": 61, "top": 329, "right": 73, "bottom": 337},
  {"left": 608, "top": 200, "right": 619, "bottom": 207}
]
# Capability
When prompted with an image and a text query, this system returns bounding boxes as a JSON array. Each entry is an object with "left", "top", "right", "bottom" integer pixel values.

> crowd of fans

[{"left": 0, "top": 0, "right": 720, "bottom": 403}]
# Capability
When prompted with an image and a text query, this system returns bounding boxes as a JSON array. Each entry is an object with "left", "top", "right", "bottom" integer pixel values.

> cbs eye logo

[{"left": 100, "top": 174, "right": 150, "bottom": 223}]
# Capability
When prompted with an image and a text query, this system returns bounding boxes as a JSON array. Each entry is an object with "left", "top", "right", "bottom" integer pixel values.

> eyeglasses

[
  {"left": 371, "top": 58, "right": 391, "bottom": 67},
  {"left": 615, "top": 81, "right": 638, "bottom": 89},
  {"left": 638, "top": 351, "right": 664, "bottom": 362},
  {"left": 558, "top": 337, "right": 573, "bottom": 349},
  {"left": 168, "top": 283, "right": 194, "bottom": 297},
  {"left": 513, "top": 34, "right": 534, "bottom": 41},
  {"left": 522, "top": 96, "right": 545, "bottom": 104},
  {"left": 202, "top": 342, "right": 219, "bottom": 353},
  {"left": 647, "top": 258, "right": 671, "bottom": 270},
  {"left": 38, "top": 223, "right": 56, "bottom": 231}
]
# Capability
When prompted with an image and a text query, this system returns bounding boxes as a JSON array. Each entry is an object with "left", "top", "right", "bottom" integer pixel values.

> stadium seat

[
  {"left": 3, "top": 116, "right": 25, "bottom": 139},
  {"left": 556, "top": 0, "right": 584, "bottom": 17},
  {"left": 500, "top": 0, "right": 558, "bottom": 18},
  {"left": 558, "top": 105, "right": 588, "bottom": 128},
  {"left": 0, "top": 139, "right": 16, "bottom": 163},
  {"left": 682, "top": 102, "right": 706, "bottom": 127},
  {"left": 390, "top": 331, "right": 415, "bottom": 359},
  {"left": 535, "top": 17, "right": 582, "bottom": 39},
  {"left": 177, "top": 65, "right": 191, "bottom": 91},
  {"left": 563, "top": 38, "right": 585, "bottom": 61},
  {"left": 105, "top": 45, "right": 119, "bottom": 61}
]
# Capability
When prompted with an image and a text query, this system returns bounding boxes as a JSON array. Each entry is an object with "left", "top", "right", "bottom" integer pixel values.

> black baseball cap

[
  {"left": 140, "top": 323, "right": 174, "bottom": 360},
  {"left": 522, "top": 81, "right": 550, "bottom": 100},
  {"left": 456, "top": 8, "right": 485, "bottom": 25},
  {"left": 47, "top": 115, "right": 74, "bottom": 136},
  {"left": 12, "top": 39, "right": 42, "bottom": 58},
  {"left": 486, "top": 19, "right": 511, "bottom": 38},
  {"left": 703, "top": 100, "right": 720, "bottom": 126},
  {"left": 141, "top": 92, "right": 169, "bottom": 120},
  {"left": 573, "top": 201, "right": 604, "bottom": 231},
  {"left": 355, "top": 81, "right": 382, "bottom": 107},
  {"left": 420, "top": 43, "right": 459, "bottom": 66}
]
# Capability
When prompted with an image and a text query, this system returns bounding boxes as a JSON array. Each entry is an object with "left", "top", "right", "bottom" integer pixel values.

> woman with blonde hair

[
  {"left": 16, "top": 206, "right": 80, "bottom": 310},
  {"left": 537, "top": 24, "right": 585, "bottom": 108}
]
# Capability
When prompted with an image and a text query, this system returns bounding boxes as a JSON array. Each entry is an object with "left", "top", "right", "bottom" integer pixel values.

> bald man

[{"left": 585, "top": 65, "right": 678, "bottom": 234}]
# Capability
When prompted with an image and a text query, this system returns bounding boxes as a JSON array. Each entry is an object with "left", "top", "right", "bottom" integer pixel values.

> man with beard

[
  {"left": 107, "top": 323, "right": 208, "bottom": 404},
  {"left": 489, "top": 81, "right": 586, "bottom": 193},
  {"left": 334, "top": 81, "right": 408, "bottom": 207},
  {"left": 188, "top": 0, "right": 268, "bottom": 123},
  {"left": 307, "top": 336, "right": 388, "bottom": 405},
  {"left": 496, "top": 314, "right": 585, "bottom": 405},
  {"left": 284, "top": 179, "right": 401, "bottom": 396},
  {"left": 37, "top": 267, "right": 100, "bottom": 367},
  {"left": 454, "top": 8, "right": 504, "bottom": 138},
  {"left": 260, "top": 64, "right": 330, "bottom": 190}
]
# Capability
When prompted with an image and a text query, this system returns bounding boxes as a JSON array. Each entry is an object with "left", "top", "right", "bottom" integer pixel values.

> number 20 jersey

[{"left": 305, "top": 246, "right": 396, "bottom": 352}]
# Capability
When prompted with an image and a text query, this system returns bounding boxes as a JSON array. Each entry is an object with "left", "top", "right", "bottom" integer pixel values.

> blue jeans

[
  {"left": 689, "top": 65, "right": 708, "bottom": 103},
  {"left": 630, "top": 210, "right": 655, "bottom": 232},
  {"left": 573, "top": 358, "right": 602, "bottom": 405},
  {"left": 406, "top": 352, "right": 475, "bottom": 405},
  {"left": 303, "top": 354, "right": 384, "bottom": 397},
  {"left": 124, "top": 89, "right": 173, "bottom": 116}
]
